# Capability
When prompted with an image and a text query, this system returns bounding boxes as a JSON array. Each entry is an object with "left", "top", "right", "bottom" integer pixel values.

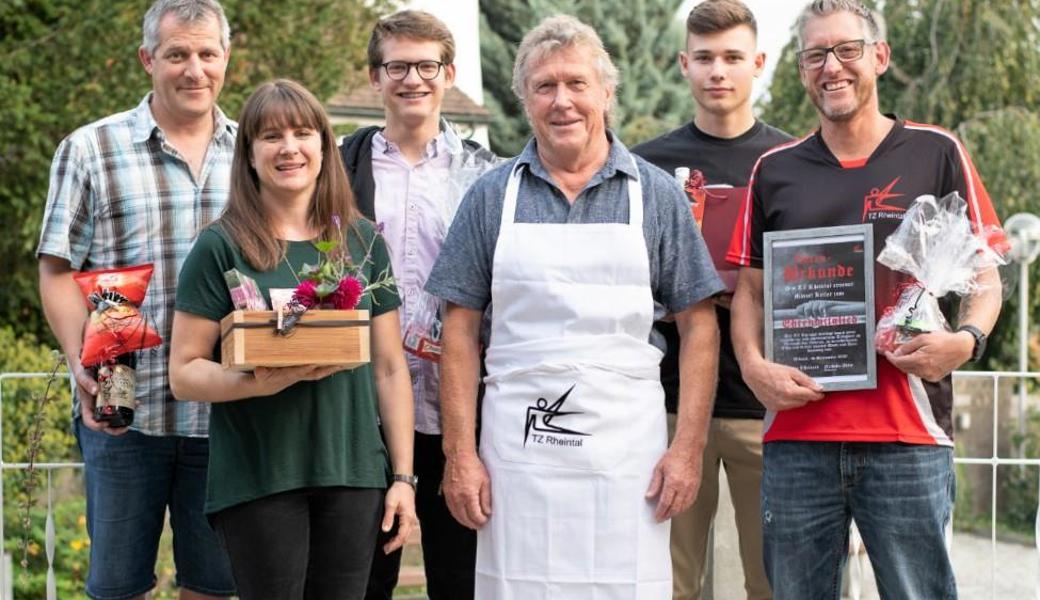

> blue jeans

[
  {"left": 76, "top": 419, "right": 235, "bottom": 600},
  {"left": 762, "top": 442, "right": 956, "bottom": 600}
]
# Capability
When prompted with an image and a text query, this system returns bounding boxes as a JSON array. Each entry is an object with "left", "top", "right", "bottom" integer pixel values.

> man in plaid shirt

[{"left": 36, "top": 1, "right": 236, "bottom": 598}]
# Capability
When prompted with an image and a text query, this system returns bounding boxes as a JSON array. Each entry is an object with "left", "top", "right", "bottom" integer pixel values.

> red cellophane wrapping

[{"left": 74, "top": 264, "right": 161, "bottom": 366}]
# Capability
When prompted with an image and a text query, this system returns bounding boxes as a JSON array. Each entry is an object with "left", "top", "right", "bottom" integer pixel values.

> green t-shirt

[{"left": 176, "top": 220, "right": 401, "bottom": 514}]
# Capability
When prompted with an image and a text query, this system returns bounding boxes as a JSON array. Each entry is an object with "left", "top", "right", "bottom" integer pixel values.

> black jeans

[
  {"left": 365, "top": 431, "right": 476, "bottom": 600},
  {"left": 212, "top": 486, "right": 382, "bottom": 600}
]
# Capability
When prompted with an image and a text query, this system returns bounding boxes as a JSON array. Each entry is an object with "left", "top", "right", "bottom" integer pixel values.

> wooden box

[{"left": 220, "top": 309, "right": 370, "bottom": 371}]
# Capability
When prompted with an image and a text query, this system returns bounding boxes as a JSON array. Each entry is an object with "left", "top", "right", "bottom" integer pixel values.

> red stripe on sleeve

[{"left": 725, "top": 135, "right": 814, "bottom": 267}]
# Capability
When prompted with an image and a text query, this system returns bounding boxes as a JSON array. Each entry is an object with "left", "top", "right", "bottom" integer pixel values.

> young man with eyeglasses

[
  {"left": 728, "top": 1, "right": 1003, "bottom": 598},
  {"left": 632, "top": 1, "right": 787, "bottom": 598},
  {"left": 339, "top": 10, "right": 497, "bottom": 600}
]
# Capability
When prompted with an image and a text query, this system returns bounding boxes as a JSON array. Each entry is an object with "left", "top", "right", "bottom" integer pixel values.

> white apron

[{"left": 476, "top": 160, "right": 671, "bottom": 599}]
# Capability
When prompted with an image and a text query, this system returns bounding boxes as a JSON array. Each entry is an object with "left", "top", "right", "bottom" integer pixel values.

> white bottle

[{"left": 674, "top": 166, "right": 690, "bottom": 188}]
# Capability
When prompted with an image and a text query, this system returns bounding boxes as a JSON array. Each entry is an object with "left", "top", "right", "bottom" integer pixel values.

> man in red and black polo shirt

[{"left": 728, "top": 1, "right": 1002, "bottom": 598}]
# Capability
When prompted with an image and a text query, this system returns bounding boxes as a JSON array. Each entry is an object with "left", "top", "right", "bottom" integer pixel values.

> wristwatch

[
  {"left": 956, "top": 325, "right": 987, "bottom": 362},
  {"left": 392, "top": 473, "right": 419, "bottom": 490}
]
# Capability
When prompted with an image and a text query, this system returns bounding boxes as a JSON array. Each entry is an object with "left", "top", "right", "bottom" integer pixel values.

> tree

[
  {"left": 759, "top": 0, "right": 1040, "bottom": 372},
  {"left": 956, "top": 108, "right": 1040, "bottom": 373},
  {"left": 762, "top": 1, "right": 1040, "bottom": 133},
  {"left": 479, "top": 0, "right": 694, "bottom": 156},
  {"left": 0, "top": 0, "right": 388, "bottom": 344},
  {"left": 478, "top": 0, "right": 545, "bottom": 157}
]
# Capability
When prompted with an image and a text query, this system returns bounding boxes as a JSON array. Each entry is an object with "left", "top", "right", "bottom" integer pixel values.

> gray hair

[
  {"left": 141, "top": 0, "right": 231, "bottom": 55},
  {"left": 795, "top": 0, "right": 886, "bottom": 49},
  {"left": 511, "top": 15, "right": 619, "bottom": 106}
]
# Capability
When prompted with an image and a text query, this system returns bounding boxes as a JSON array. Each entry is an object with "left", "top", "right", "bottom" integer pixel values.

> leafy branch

[{"left": 18, "top": 351, "right": 67, "bottom": 571}]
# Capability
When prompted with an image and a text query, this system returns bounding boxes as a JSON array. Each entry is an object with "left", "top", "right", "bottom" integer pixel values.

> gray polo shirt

[{"left": 425, "top": 134, "right": 724, "bottom": 351}]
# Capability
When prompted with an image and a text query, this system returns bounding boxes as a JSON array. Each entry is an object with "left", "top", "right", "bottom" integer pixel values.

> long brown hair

[{"left": 220, "top": 78, "right": 363, "bottom": 271}]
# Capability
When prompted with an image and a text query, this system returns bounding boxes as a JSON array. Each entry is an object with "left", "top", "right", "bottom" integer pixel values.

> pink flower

[
  {"left": 292, "top": 280, "right": 319, "bottom": 308},
  {"left": 329, "top": 276, "right": 364, "bottom": 309}
]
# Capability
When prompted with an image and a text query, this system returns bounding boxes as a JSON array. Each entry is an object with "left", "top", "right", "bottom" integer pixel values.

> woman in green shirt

[{"left": 169, "top": 79, "right": 416, "bottom": 600}]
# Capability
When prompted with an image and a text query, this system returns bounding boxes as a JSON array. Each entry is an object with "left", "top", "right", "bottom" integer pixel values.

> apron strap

[
  {"left": 499, "top": 162, "right": 525, "bottom": 231},
  {"left": 626, "top": 156, "right": 643, "bottom": 228}
]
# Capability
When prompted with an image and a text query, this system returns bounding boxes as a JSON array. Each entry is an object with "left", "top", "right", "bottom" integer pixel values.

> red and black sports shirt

[{"left": 727, "top": 118, "right": 1001, "bottom": 446}]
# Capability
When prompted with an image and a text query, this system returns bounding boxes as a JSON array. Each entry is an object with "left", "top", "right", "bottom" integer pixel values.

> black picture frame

[{"left": 763, "top": 224, "right": 877, "bottom": 392}]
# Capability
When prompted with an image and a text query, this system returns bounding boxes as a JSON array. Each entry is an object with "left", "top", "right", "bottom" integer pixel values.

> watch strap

[
  {"left": 956, "top": 325, "right": 986, "bottom": 362},
  {"left": 392, "top": 473, "right": 418, "bottom": 490}
]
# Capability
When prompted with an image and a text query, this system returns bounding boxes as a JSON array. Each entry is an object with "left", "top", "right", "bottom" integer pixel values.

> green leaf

[{"left": 313, "top": 240, "right": 338, "bottom": 254}]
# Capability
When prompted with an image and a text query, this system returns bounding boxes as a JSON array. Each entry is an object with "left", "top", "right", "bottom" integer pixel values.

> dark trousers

[
  {"left": 212, "top": 486, "right": 383, "bottom": 600},
  {"left": 365, "top": 431, "right": 477, "bottom": 600}
]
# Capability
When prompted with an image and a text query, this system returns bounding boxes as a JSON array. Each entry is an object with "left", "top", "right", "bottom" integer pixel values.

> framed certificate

[{"left": 763, "top": 224, "right": 876, "bottom": 391}]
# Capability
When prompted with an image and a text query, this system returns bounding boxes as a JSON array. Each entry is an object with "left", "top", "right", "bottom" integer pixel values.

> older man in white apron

[{"left": 426, "top": 15, "right": 725, "bottom": 600}]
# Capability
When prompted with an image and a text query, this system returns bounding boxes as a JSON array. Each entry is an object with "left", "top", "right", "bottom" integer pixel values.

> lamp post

[{"left": 1004, "top": 213, "right": 1040, "bottom": 449}]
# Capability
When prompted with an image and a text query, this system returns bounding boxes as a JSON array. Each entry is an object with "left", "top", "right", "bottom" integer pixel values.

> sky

[{"left": 678, "top": 0, "right": 806, "bottom": 101}]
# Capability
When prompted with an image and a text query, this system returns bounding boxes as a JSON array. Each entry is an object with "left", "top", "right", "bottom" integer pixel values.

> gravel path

[{"left": 708, "top": 478, "right": 1038, "bottom": 599}]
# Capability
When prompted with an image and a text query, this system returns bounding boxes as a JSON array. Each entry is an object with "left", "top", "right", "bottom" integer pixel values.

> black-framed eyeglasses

[
  {"left": 796, "top": 39, "right": 874, "bottom": 70},
  {"left": 380, "top": 60, "right": 444, "bottom": 81}
]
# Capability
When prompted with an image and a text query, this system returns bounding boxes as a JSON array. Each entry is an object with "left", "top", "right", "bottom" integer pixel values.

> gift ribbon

[{"left": 220, "top": 319, "right": 369, "bottom": 342}]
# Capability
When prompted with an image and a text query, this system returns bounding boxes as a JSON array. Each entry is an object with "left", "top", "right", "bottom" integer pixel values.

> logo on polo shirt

[
  {"left": 861, "top": 177, "right": 907, "bottom": 221},
  {"left": 523, "top": 385, "right": 590, "bottom": 447}
]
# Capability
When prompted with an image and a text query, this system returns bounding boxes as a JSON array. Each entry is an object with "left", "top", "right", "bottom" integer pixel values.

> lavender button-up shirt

[{"left": 372, "top": 131, "right": 454, "bottom": 435}]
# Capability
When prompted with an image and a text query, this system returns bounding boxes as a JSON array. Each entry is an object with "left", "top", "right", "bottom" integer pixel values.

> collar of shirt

[
  {"left": 130, "top": 92, "right": 236, "bottom": 145},
  {"left": 372, "top": 129, "right": 445, "bottom": 164},
  {"left": 516, "top": 130, "right": 639, "bottom": 192}
]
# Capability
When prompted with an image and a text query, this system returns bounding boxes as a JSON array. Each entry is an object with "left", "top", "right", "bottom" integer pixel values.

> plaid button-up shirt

[{"left": 37, "top": 93, "right": 237, "bottom": 437}]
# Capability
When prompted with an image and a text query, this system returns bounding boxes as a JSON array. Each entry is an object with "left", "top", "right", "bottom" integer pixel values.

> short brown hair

[
  {"left": 367, "top": 10, "right": 455, "bottom": 68},
  {"left": 686, "top": 0, "right": 758, "bottom": 37}
]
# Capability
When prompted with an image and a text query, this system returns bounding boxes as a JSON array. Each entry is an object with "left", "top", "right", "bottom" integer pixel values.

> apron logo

[{"left": 523, "top": 385, "right": 591, "bottom": 447}]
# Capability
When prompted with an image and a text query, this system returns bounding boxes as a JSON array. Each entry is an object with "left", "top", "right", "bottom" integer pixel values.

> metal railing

[
  {"left": 0, "top": 370, "right": 1038, "bottom": 599},
  {"left": 0, "top": 372, "right": 82, "bottom": 600},
  {"left": 948, "top": 370, "right": 1040, "bottom": 600}
]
